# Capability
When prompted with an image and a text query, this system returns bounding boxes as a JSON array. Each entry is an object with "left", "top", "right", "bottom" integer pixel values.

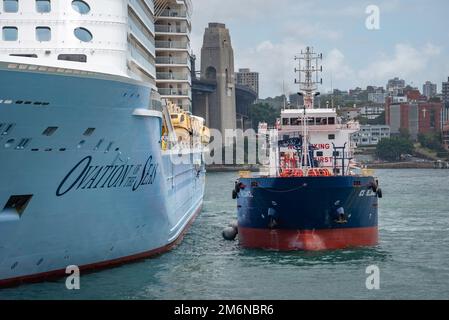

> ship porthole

[
  {"left": 74, "top": 27, "right": 93, "bottom": 42},
  {"left": 71, "top": 0, "right": 91, "bottom": 14},
  {"left": 4, "top": 139, "right": 15, "bottom": 148}
]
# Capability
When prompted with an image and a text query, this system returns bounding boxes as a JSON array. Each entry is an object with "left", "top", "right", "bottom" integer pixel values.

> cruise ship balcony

[
  {"left": 129, "top": 46, "right": 156, "bottom": 79},
  {"left": 156, "top": 72, "right": 190, "bottom": 81},
  {"left": 155, "top": 40, "right": 189, "bottom": 50}
]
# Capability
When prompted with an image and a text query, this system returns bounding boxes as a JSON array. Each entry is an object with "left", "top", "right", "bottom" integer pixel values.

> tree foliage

[
  {"left": 248, "top": 103, "right": 280, "bottom": 130},
  {"left": 418, "top": 132, "right": 444, "bottom": 152},
  {"left": 376, "top": 137, "right": 414, "bottom": 161}
]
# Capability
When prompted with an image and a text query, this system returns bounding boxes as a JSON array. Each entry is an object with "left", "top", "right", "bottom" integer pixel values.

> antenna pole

[{"left": 294, "top": 47, "right": 323, "bottom": 174}]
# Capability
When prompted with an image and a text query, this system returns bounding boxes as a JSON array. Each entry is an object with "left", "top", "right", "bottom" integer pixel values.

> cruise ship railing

[
  {"left": 129, "top": 46, "right": 156, "bottom": 77},
  {"left": 128, "top": 0, "right": 155, "bottom": 34},
  {"left": 129, "top": 19, "right": 155, "bottom": 55}
]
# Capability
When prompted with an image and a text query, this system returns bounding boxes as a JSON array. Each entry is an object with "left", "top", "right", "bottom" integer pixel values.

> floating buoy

[
  {"left": 222, "top": 226, "right": 238, "bottom": 241},
  {"left": 229, "top": 220, "right": 238, "bottom": 231}
]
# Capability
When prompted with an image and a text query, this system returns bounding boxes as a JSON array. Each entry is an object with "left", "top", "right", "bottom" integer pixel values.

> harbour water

[{"left": 1, "top": 169, "right": 448, "bottom": 300}]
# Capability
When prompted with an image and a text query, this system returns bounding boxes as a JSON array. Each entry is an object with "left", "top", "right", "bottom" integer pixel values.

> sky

[{"left": 190, "top": 0, "right": 449, "bottom": 99}]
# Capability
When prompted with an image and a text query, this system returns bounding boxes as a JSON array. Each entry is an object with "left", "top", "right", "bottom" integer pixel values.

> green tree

[
  {"left": 418, "top": 132, "right": 444, "bottom": 151},
  {"left": 399, "top": 128, "right": 411, "bottom": 140},
  {"left": 248, "top": 102, "right": 280, "bottom": 130},
  {"left": 376, "top": 137, "right": 414, "bottom": 161}
]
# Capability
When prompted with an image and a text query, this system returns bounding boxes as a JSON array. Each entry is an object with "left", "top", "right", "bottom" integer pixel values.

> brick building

[{"left": 386, "top": 101, "right": 443, "bottom": 140}]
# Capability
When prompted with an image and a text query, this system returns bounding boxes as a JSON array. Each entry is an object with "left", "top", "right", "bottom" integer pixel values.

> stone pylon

[{"left": 201, "top": 23, "right": 237, "bottom": 133}]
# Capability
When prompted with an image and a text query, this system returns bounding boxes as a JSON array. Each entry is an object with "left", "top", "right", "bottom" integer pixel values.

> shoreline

[{"left": 366, "top": 161, "right": 449, "bottom": 169}]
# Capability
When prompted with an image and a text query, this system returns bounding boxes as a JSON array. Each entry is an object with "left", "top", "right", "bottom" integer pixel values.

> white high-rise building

[
  {"left": 386, "top": 77, "right": 405, "bottom": 96},
  {"left": 422, "top": 81, "right": 437, "bottom": 99},
  {"left": 154, "top": 0, "right": 192, "bottom": 111}
]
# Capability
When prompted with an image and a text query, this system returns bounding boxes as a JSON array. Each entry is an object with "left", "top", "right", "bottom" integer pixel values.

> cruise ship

[{"left": 0, "top": 0, "right": 207, "bottom": 287}]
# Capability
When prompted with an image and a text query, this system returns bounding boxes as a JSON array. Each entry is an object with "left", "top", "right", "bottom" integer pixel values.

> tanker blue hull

[{"left": 237, "top": 176, "right": 379, "bottom": 250}]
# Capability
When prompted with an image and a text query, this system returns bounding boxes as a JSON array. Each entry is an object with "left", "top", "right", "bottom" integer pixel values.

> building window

[
  {"left": 3, "top": 0, "right": 18, "bottom": 12},
  {"left": 291, "top": 118, "right": 299, "bottom": 125},
  {"left": 36, "top": 0, "right": 50, "bottom": 13},
  {"left": 36, "top": 27, "right": 51, "bottom": 41},
  {"left": 74, "top": 27, "right": 93, "bottom": 42},
  {"left": 71, "top": 0, "right": 90, "bottom": 14},
  {"left": 2, "top": 27, "right": 18, "bottom": 41}
]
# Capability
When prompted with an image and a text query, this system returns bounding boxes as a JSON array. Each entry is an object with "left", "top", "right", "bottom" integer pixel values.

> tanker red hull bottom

[{"left": 238, "top": 226, "right": 378, "bottom": 251}]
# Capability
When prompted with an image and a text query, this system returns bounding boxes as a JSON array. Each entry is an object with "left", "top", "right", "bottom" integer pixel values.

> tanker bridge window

[
  {"left": 316, "top": 117, "right": 327, "bottom": 125},
  {"left": 328, "top": 117, "right": 336, "bottom": 125},
  {"left": 282, "top": 118, "right": 289, "bottom": 126}
]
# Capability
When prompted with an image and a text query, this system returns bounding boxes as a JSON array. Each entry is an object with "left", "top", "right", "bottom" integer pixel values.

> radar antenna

[
  {"left": 294, "top": 47, "right": 323, "bottom": 171},
  {"left": 294, "top": 47, "right": 323, "bottom": 109}
]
